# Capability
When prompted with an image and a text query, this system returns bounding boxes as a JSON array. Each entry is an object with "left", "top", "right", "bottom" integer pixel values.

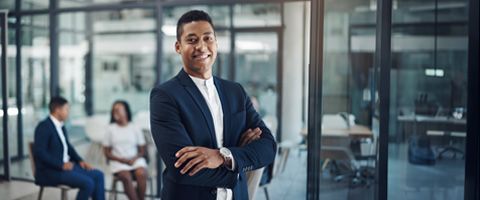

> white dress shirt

[
  {"left": 189, "top": 75, "right": 233, "bottom": 200},
  {"left": 50, "top": 115, "right": 70, "bottom": 163}
]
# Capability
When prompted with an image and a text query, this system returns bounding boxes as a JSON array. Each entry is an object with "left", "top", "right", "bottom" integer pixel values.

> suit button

[{"left": 211, "top": 189, "right": 217, "bottom": 195}]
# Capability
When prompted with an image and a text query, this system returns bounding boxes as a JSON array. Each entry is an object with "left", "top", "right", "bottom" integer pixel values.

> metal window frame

[
  {"left": 375, "top": 0, "right": 392, "bottom": 199},
  {"left": 465, "top": 0, "right": 480, "bottom": 199},
  {"left": 307, "top": 0, "right": 323, "bottom": 199},
  {"left": 0, "top": 10, "right": 10, "bottom": 181}
]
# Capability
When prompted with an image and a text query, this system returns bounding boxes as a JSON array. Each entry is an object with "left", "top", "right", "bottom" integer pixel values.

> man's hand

[
  {"left": 62, "top": 162, "right": 74, "bottom": 171},
  {"left": 238, "top": 128, "right": 262, "bottom": 147},
  {"left": 174, "top": 147, "right": 224, "bottom": 176},
  {"left": 79, "top": 161, "right": 93, "bottom": 170}
]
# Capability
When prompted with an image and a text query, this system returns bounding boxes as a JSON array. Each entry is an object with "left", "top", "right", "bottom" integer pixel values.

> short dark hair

[
  {"left": 176, "top": 10, "right": 215, "bottom": 42},
  {"left": 110, "top": 100, "right": 133, "bottom": 123},
  {"left": 49, "top": 96, "right": 68, "bottom": 113}
]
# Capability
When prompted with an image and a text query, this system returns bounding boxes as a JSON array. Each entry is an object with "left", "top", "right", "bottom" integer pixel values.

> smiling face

[
  {"left": 112, "top": 103, "right": 128, "bottom": 125},
  {"left": 175, "top": 20, "right": 217, "bottom": 79}
]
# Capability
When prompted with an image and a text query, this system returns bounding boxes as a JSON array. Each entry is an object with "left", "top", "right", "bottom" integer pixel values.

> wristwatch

[{"left": 219, "top": 147, "right": 233, "bottom": 169}]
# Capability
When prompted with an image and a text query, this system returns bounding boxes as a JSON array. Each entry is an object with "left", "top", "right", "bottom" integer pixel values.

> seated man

[{"left": 33, "top": 96, "right": 105, "bottom": 200}]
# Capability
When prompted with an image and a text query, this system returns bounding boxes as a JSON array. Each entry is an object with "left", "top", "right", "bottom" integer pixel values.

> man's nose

[{"left": 195, "top": 40, "right": 207, "bottom": 51}]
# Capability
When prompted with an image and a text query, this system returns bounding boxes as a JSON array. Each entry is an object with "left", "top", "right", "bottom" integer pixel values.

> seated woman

[{"left": 103, "top": 100, "right": 148, "bottom": 200}]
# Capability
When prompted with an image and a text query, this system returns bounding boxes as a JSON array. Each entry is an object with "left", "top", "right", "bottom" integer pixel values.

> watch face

[{"left": 220, "top": 148, "right": 231, "bottom": 156}]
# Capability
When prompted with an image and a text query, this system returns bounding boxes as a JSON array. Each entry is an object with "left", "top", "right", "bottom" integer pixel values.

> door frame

[{"left": 0, "top": 10, "right": 10, "bottom": 181}]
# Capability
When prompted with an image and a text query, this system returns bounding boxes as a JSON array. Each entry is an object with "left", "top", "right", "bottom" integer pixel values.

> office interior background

[{"left": 0, "top": 0, "right": 479, "bottom": 199}]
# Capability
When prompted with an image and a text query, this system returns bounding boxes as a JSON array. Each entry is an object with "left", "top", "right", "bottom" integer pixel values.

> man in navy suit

[
  {"left": 34, "top": 96, "right": 105, "bottom": 200},
  {"left": 150, "top": 10, "right": 277, "bottom": 200}
]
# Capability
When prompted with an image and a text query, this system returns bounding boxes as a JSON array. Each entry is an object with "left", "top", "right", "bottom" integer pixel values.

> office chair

[{"left": 29, "top": 142, "right": 73, "bottom": 200}]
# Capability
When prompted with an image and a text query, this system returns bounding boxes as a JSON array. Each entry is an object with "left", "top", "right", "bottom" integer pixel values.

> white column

[{"left": 281, "top": 2, "right": 310, "bottom": 143}]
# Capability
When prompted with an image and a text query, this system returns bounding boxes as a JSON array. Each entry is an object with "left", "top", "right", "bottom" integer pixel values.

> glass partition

[{"left": 388, "top": 0, "right": 468, "bottom": 199}]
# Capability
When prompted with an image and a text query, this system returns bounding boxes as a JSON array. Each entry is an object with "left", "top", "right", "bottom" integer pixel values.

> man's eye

[{"left": 187, "top": 38, "right": 197, "bottom": 43}]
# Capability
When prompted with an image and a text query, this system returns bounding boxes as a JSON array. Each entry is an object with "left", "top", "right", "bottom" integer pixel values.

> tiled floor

[{"left": 0, "top": 141, "right": 466, "bottom": 200}]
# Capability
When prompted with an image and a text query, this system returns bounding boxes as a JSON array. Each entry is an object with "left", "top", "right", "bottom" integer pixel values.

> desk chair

[
  {"left": 28, "top": 142, "right": 73, "bottom": 200},
  {"left": 427, "top": 130, "right": 465, "bottom": 159},
  {"left": 321, "top": 145, "right": 375, "bottom": 187}
]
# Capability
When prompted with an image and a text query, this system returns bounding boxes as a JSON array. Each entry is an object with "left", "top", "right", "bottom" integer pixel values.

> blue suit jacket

[
  {"left": 150, "top": 70, "right": 277, "bottom": 200},
  {"left": 33, "top": 117, "right": 83, "bottom": 186}
]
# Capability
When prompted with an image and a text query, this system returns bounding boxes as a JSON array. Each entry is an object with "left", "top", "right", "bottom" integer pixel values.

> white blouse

[{"left": 103, "top": 123, "right": 147, "bottom": 173}]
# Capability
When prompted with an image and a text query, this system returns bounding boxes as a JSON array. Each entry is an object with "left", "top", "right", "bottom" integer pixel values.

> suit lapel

[
  {"left": 177, "top": 70, "right": 218, "bottom": 148},
  {"left": 214, "top": 77, "right": 232, "bottom": 147},
  {"left": 46, "top": 117, "right": 66, "bottom": 152}
]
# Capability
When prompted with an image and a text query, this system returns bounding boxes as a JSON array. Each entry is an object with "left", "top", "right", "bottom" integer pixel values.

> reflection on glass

[
  {"left": 235, "top": 32, "right": 278, "bottom": 119},
  {"left": 91, "top": 10, "right": 155, "bottom": 114},
  {"left": 164, "top": 5, "right": 230, "bottom": 28},
  {"left": 233, "top": 3, "right": 281, "bottom": 27},
  {"left": 93, "top": 9, "right": 155, "bottom": 33},
  {"left": 320, "top": 0, "right": 376, "bottom": 199},
  {"left": 58, "top": 12, "right": 89, "bottom": 147},
  {"left": 388, "top": 0, "right": 467, "bottom": 199},
  {"left": 93, "top": 33, "right": 155, "bottom": 113},
  {"left": 0, "top": 0, "right": 15, "bottom": 11},
  {"left": 59, "top": 0, "right": 154, "bottom": 8},
  {"left": 21, "top": 0, "right": 48, "bottom": 10},
  {"left": 7, "top": 14, "right": 52, "bottom": 180}
]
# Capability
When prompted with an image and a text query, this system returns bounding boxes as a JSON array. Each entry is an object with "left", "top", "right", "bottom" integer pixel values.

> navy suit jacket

[
  {"left": 33, "top": 117, "right": 83, "bottom": 186},
  {"left": 150, "top": 70, "right": 277, "bottom": 200}
]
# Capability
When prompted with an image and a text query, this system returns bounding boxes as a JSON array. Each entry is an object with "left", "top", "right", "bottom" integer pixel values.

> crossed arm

[{"left": 150, "top": 87, "right": 275, "bottom": 188}]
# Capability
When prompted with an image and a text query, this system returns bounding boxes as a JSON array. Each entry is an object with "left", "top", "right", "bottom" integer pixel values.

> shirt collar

[
  {"left": 189, "top": 75, "right": 215, "bottom": 88},
  {"left": 49, "top": 115, "right": 64, "bottom": 128}
]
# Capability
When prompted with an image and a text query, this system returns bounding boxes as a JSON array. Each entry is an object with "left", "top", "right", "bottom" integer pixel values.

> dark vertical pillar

[
  {"left": 15, "top": 0, "right": 24, "bottom": 159},
  {"left": 1, "top": 11, "right": 11, "bottom": 181},
  {"left": 307, "top": 0, "right": 324, "bottom": 199},
  {"left": 465, "top": 0, "right": 479, "bottom": 199},
  {"left": 375, "top": 0, "right": 393, "bottom": 199},
  {"left": 85, "top": 12, "right": 94, "bottom": 116},
  {"left": 155, "top": 2, "right": 163, "bottom": 85},
  {"left": 49, "top": 0, "right": 59, "bottom": 97}
]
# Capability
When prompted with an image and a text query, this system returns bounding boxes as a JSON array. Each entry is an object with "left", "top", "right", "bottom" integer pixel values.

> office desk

[
  {"left": 300, "top": 125, "right": 373, "bottom": 138},
  {"left": 397, "top": 115, "right": 466, "bottom": 142},
  {"left": 397, "top": 115, "right": 466, "bottom": 125},
  {"left": 300, "top": 125, "right": 374, "bottom": 156}
]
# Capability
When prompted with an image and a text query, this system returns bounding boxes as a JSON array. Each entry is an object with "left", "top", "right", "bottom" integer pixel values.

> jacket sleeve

[
  {"left": 150, "top": 87, "right": 239, "bottom": 189},
  {"left": 33, "top": 123, "right": 64, "bottom": 170},
  {"left": 228, "top": 84, "right": 277, "bottom": 174}
]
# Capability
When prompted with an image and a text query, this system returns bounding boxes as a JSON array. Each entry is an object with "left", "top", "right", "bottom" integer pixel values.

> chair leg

[
  {"left": 110, "top": 179, "right": 118, "bottom": 200},
  {"left": 38, "top": 187, "right": 44, "bottom": 200},
  {"left": 149, "top": 177, "right": 154, "bottom": 200},
  {"left": 281, "top": 149, "right": 290, "bottom": 173},
  {"left": 61, "top": 188, "right": 68, "bottom": 200},
  {"left": 263, "top": 187, "right": 270, "bottom": 200}
]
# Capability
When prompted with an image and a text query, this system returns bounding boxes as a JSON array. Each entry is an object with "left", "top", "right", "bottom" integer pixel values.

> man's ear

[{"left": 175, "top": 41, "right": 181, "bottom": 54}]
